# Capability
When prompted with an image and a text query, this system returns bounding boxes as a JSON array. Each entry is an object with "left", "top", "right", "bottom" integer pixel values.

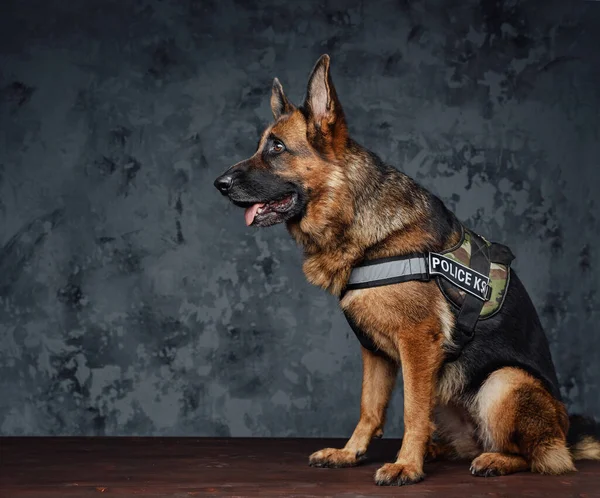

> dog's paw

[
  {"left": 425, "top": 439, "right": 461, "bottom": 462},
  {"left": 309, "top": 448, "right": 364, "bottom": 468},
  {"left": 470, "top": 453, "right": 522, "bottom": 477},
  {"left": 470, "top": 454, "right": 503, "bottom": 477},
  {"left": 374, "top": 462, "right": 425, "bottom": 486},
  {"left": 425, "top": 441, "right": 448, "bottom": 462}
]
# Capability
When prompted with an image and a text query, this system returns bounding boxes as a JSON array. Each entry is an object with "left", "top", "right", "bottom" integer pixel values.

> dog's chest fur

[{"left": 339, "top": 282, "right": 456, "bottom": 362}]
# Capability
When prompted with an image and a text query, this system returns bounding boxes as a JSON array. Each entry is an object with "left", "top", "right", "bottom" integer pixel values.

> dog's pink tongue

[{"left": 244, "top": 203, "right": 265, "bottom": 226}]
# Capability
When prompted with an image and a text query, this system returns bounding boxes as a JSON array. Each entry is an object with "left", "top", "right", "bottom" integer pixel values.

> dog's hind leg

[
  {"left": 470, "top": 367, "right": 575, "bottom": 477},
  {"left": 309, "top": 347, "right": 398, "bottom": 468},
  {"left": 428, "top": 402, "right": 481, "bottom": 462}
]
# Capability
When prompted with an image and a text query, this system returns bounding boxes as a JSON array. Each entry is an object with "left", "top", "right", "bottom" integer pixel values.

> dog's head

[{"left": 213, "top": 55, "right": 349, "bottom": 228}]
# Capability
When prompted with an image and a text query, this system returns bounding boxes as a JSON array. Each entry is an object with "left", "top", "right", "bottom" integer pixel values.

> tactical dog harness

[{"left": 342, "top": 226, "right": 515, "bottom": 359}]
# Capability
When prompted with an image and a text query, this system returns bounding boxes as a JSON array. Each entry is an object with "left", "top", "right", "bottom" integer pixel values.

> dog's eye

[{"left": 270, "top": 140, "right": 285, "bottom": 154}]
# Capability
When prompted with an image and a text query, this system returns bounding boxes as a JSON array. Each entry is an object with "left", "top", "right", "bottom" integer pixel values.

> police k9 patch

[{"left": 428, "top": 253, "right": 491, "bottom": 301}]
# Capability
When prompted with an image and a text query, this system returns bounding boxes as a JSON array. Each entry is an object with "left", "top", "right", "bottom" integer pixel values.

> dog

[{"left": 213, "top": 54, "right": 600, "bottom": 486}]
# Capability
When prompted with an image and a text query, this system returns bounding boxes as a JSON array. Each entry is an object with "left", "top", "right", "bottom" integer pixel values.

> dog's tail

[{"left": 568, "top": 414, "right": 600, "bottom": 460}]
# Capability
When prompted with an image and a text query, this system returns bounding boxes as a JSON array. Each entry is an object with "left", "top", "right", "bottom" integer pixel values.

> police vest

[{"left": 341, "top": 226, "right": 515, "bottom": 360}]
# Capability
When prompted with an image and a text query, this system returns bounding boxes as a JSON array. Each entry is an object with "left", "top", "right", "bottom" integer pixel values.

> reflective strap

[{"left": 347, "top": 257, "right": 428, "bottom": 286}]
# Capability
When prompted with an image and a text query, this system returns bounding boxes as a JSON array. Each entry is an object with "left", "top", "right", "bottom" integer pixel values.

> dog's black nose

[{"left": 214, "top": 175, "right": 233, "bottom": 194}]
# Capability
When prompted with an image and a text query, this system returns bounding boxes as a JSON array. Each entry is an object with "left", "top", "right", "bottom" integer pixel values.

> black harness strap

[
  {"left": 488, "top": 242, "right": 515, "bottom": 266},
  {"left": 343, "top": 310, "right": 387, "bottom": 356},
  {"left": 452, "top": 232, "right": 490, "bottom": 351}
]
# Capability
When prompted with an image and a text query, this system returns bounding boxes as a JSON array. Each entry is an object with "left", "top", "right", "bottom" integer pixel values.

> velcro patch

[{"left": 428, "top": 252, "right": 491, "bottom": 301}]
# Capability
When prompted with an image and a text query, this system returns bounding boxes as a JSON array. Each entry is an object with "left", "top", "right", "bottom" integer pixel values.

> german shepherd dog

[{"left": 213, "top": 55, "right": 600, "bottom": 486}]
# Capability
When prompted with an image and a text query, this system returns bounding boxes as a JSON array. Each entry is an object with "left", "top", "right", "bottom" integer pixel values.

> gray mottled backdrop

[{"left": 1, "top": 0, "right": 599, "bottom": 436}]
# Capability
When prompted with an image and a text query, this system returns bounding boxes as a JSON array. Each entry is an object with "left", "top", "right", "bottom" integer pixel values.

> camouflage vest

[
  {"left": 436, "top": 228, "right": 511, "bottom": 319},
  {"left": 341, "top": 226, "right": 515, "bottom": 359}
]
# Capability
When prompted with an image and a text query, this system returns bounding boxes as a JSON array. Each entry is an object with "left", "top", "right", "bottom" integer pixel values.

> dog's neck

[{"left": 287, "top": 140, "right": 461, "bottom": 296}]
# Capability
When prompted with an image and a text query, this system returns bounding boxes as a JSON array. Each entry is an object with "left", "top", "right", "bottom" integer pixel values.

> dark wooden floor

[{"left": 1, "top": 438, "right": 599, "bottom": 497}]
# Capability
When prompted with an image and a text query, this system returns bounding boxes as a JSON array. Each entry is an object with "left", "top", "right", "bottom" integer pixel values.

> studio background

[{"left": 1, "top": 0, "right": 598, "bottom": 437}]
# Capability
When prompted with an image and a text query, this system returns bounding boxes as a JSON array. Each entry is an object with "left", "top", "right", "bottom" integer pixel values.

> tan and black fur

[{"left": 214, "top": 55, "right": 600, "bottom": 486}]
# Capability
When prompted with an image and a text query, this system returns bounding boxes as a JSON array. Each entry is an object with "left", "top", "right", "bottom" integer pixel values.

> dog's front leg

[
  {"left": 374, "top": 323, "right": 444, "bottom": 486},
  {"left": 309, "top": 347, "right": 398, "bottom": 468}
]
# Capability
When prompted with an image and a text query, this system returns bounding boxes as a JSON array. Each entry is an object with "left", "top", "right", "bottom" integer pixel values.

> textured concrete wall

[{"left": 1, "top": 0, "right": 599, "bottom": 436}]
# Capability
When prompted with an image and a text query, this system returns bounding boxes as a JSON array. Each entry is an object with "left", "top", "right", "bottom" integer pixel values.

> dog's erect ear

[
  {"left": 304, "top": 55, "right": 345, "bottom": 125},
  {"left": 270, "top": 78, "right": 294, "bottom": 120},
  {"left": 304, "top": 55, "right": 347, "bottom": 148}
]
